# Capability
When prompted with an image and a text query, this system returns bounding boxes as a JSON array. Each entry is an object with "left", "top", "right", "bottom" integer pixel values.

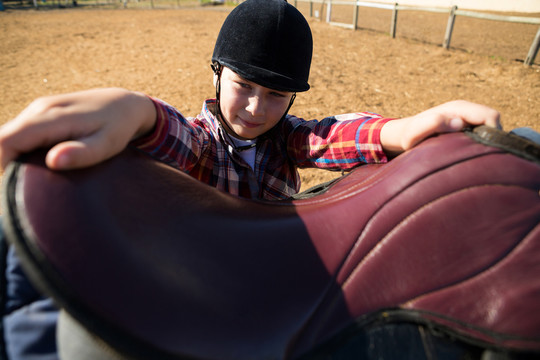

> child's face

[{"left": 218, "top": 67, "right": 294, "bottom": 140}]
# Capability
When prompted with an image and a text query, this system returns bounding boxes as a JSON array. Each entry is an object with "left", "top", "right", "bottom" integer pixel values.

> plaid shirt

[{"left": 132, "top": 98, "right": 391, "bottom": 200}]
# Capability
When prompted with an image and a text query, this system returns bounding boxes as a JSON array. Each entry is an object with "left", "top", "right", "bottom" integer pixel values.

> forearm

[{"left": 380, "top": 100, "right": 501, "bottom": 157}]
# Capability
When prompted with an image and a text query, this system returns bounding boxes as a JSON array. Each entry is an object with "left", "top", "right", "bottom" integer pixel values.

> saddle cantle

[{"left": 2, "top": 126, "right": 540, "bottom": 359}]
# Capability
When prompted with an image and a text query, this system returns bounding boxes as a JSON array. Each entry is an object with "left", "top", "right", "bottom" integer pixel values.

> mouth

[{"left": 238, "top": 117, "right": 263, "bottom": 129}]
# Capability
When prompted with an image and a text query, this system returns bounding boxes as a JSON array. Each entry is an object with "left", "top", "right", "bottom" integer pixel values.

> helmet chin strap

[
  {"left": 210, "top": 62, "right": 231, "bottom": 135},
  {"left": 210, "top": 62, "right": 296, "bottom": 145}
]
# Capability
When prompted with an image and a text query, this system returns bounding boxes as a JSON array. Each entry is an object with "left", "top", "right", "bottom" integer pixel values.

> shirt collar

[
  {"left": 200, "top": 99, "right": 259, "bottom": 155},
  {"left": 201, "top": 99, "right": 221, "bottom": 132}
]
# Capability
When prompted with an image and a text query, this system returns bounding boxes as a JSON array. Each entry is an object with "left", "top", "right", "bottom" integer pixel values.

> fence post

[
  {"left": 326, "top": 0, "right": 332, "bottom": 23},
  {"left": 443, "top": 5, "right": 457, "bottom": 49},
  {"left": 353, "top": 1, "right": 359, "bottom": 30},
  {"left": 390, "top": 3, "right": 398, "bottom": 38},
  {"left": 309, "top": 0, "right": 313, "bottom": 17},
  {"left": 525, "top": 27, "right": 540, "bottom": 66}
]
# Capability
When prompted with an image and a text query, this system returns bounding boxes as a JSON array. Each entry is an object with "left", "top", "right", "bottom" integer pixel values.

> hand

[
  {"left": 0, "top": 88, "right": 156, "bottom": 170},
  {"left": 380, "top": 100, "right": 501, "bottom": 156}
]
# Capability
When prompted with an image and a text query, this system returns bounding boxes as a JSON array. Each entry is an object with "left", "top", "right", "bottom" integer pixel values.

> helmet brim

[{"left": 217, "top": 58, "right": 310, "bottom": 93}]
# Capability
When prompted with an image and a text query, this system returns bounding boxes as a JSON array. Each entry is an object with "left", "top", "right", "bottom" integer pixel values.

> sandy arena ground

[{"left": 1, "top": 4, "right": 539, "bottom": 191}]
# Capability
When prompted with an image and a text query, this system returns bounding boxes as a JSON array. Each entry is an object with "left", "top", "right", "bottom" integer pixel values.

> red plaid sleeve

[
  {"left": 130, "top": 97, "right": 207, "bottom": 172},
  {"left": 286, "top": 113, "right": 393, "bottom": 170}
]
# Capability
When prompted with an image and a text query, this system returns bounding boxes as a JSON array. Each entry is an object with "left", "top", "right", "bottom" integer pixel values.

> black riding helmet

[
  {"left": 212, "top": 0, "right": 313, "bottom": 92},
  {"left": 211, "top": 0, "right": 313, "bottom": 141}
]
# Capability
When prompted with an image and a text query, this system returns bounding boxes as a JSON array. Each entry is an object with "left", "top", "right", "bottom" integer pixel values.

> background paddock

[{"left": 1, "top": 5, "right": 539, "bottom": 189}]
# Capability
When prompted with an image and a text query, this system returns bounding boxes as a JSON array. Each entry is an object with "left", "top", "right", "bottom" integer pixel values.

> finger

[
  {"left": 483, "top": 108, "right": 502, "bottom": 129},
  {"left": 0, "top": 120, "right": 61, "bottom": 169},
  {"left": 443, "top": 101, "right": 501, "bottom": 129},
  {"left": 445, "top": 117, "right": 466, "bottom": 132},
  {"left": 45, "top": 130, "right": 127, "bottom": 170},
  {"left": 463, "top": 102, "right": 501, "bottom": 129},
  {"left": 0, "top": 118, "right": 95, "bottom": 169}
]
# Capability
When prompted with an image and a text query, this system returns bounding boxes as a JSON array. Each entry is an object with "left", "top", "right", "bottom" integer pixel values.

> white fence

[
  {"left": 293, "top": 0, "right": 540, "bottom": 66},
  {"left": 361, "top": 0, "right": 540, "bottom": 13}
]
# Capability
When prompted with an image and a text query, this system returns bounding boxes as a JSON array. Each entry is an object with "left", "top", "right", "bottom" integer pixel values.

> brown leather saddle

[{"left": 2, "top": 126, "right": 540, "bottom": 359}]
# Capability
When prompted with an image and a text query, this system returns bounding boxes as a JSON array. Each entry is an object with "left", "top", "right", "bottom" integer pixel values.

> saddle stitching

[
  {"left": 401, "top": 218, "right": 540, "bottom": 308},
  {"left": 342, "top": 183, "right": 537, "bottom": 292},
  {"left": 333, "top": 149, "right": 515, "bottom": 291},
  {"left": 329, "top": 183, "right": 540, "bottom": 348},
  {"left": 292, "top": 148, "right": 504, "bottom": 207},
  {"left": 288, "top": 155, "right": 510, "bottom": 351}
]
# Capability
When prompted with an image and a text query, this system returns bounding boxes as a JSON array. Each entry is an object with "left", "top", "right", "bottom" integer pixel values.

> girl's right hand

[
  {"left": 380, "top": 100, "right": 501, "bottom": 157},
  {"left": 0, "top": 88, "right": 156, "bottom": 170}
]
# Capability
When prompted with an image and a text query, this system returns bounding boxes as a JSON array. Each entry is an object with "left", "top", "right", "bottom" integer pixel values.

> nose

[{"left": 246, "top": 93, "right": 265, "bottom": 117}]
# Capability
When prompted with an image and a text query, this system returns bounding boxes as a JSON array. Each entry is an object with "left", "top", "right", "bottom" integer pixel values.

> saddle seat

[{"left": 2, "top": 126, "right": 540, "bottom": 359}]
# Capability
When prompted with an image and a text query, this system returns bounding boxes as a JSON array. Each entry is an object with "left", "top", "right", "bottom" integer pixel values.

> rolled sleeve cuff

[
  {"left": 355, "top": 117, "right": 393, "bottom": 164},
  {"left": 130, "top": 97, "right": 170, "bottom": 155}
]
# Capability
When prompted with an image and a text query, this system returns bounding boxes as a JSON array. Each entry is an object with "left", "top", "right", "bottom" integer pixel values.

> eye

[
  {"left": 237, "top": 82, "right": 252, "bottom": 90},
  {"left": 270, "top": 91, "right": 287, "bottom": 98}
]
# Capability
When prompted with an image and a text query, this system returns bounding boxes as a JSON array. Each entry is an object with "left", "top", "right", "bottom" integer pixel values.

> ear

[{"left": 213, "top": 73, "right": 219, "bottom": 88}]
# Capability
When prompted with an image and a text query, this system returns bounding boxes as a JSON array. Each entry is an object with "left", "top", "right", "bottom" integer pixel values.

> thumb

[
  {"left": 445, "top": 117, "right": 466, "bottom": 132},
  {"left": 45, "top": 133, "right": 125, "bottom": 170}
]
